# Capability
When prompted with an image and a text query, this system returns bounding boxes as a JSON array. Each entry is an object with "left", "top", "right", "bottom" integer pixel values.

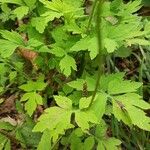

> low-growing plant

[{"left": 0, "top": 0, "right": 150, "bottom": 149}]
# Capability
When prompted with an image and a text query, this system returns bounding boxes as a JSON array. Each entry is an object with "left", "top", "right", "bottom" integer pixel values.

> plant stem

[
  {"left": 88, "top": 0, "right": 104, "bottom": 108},
  {"left": 87, "top": 0, "right": 99, "bottom": 32}
]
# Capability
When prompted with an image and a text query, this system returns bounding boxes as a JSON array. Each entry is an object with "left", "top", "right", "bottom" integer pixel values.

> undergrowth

[{"left": 0, "top": 0, "right": 150, "bottom": 149}]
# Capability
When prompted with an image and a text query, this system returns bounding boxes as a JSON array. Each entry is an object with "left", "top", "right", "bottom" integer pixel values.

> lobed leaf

[
  {"left": 75, "top": 110, "right": 98, "bottom": 131},
  {"left": 59, "top": 55, "right": 77, "bottom": 77},
  {"left": 13, "top": 6, "right": 29, "bottom": 19},
  {"left": 54, "top": 95, "right": 72, "bottom": 109},
  {"left": 108, "top": 80, "right": 142, "bottom": 95},
  {"left": 97, "top": 138, "right": 121, "bottom": 150},
  {"left": 0, "top": 0, "right": 24, "bottom": 5},
  {"left": 0, "top": 40, "right": 18, "bottom": 58},
  {"left": 79, "top": 97, "right": 92, "bottom": 110},
  {"left": 37, "top": 129, "right": 51, "bottom": 150},
  {"left": 0, "top": 30, "right": 24, "bottom": 45},
  {"left": 21, "top": 92, "right": 43, "bottom": 116},
  {"left": 33, "top": 106, "right": 73, "bottom": 142},
  {"left": 19, "top": 81, "right": 47, "bottom": 92},
  {"left": 113, "top": 93, "right": 150, "bottom": 131}
]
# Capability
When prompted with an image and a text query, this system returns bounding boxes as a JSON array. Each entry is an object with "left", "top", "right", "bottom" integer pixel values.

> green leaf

[
  {"left": 97, "top": 141, "right": 105, "bottom": 150},
  {"left": 68, "top": 91, "right": 81, "bottom": 105},
  {"left": 65, "top": 23, "right": 83, "bottom": 34},
  {"left": 54, "top": 96, "right": 72, "bottom": 109},
  {"left": 90, "top": 93, "right": 107, "bottom": 119},
  {"left": 75, "top": 110, "right": 98, "bottom": 131},
  {"left": 73, "top": 128, "right": 83, "bottom": 137},
  {"left": 38, "top": 46, "right": 51, "bottom": 53},
  {"left": 39, "top": 0, "right": 82, "bottom": 15},
  {"left": 31, "top": 17, "right": 49, "bottom": 33},
  {"left": 19, "top": 81, "right": 47, "bottom": 92},
  {"left": 27, "top": 38, "right": 43, "bottom": 48},
  {"left": 0, "top": 30, "right": 24, "bottom": 45},
  {"left": 51, "top": 26, "right": 68, "bottom": 43},
  {"left": 126, "top": 105, "right": 150, "bottom": 131},
  {"left": 108, "top": 22, "right": 142, "bottom": 41},
  {"left": 37, "top": 129, "right": 51, "bottom": 150},
  {"left": 16, "top": 122, "right": 41, "bottom": 146},
  {"left": 9, "top": 71, "right": 17, "bottom": 82},
  {"left": 97, "top": 136, "right": 121, "bottom": 150},
  {"left": 69, "top": 132, "right": 84, "bottom": 150},
  {"left": 27, "top": 25, "right": 44, "bottom": 42},
  {"left": 0, "top": 0, "right": 24, "bottom": 5},
  {"left": 108, "top": 79, "right": 142, "bottom": 95},
  {"left": 84, "top": 136, "right": 95, "bottom": 150},
  {"left": 33, "top": 107, "right": 73, "bottom": 142},
  {"left": 63, "top": 84, "right": 73, "bottom": 95},
  {"left": 1, "top": 3, "right": 11, "bottom": 13},
  {"left": 124, "top": 0, "right": 142, "bottom": 13},
  {"left": 70, "top": 36, "right": 86, "bottom": 51},
  {"left": 41, "top": 10, "right": 63, "bottom": 18},
  {"left": 0, "top": 40, "right": 18, "bottom": 58},
  {"left": 64, "top": 0, "right": 83, "bottom": 7},
  {"left": 59, "top": 55, "right": 77, "bottom": 77},
  {"left": 121, "top": 93, "right": 150, "bottom": 109},
  {"left": 115, "top": 46, "right": 132, "bottom": 58},
  {"left": 79, "top": 97, "right": 91, "bottom": 110},
  {"left": 113, "top": 93, "right": 150, "bottom": 131},
  {"left": 110, "top": 0, "right": 123, "bottom": 11},
  {"left": 112, "top": 99, "right": 132, "bottom": 125},
  {"left": 87, "top": 37, "right": 99, "bottom": 59},
  {"left": 23, "top": 0, "right": 37, "bottom": 9},
  {"left": 13, "top": 6, "right": 29, "bottom": 19},
  {"left": 100, "top": 73, "right": 125, "bottom": 92},
  {"left": 67, "top": 76, "right": 96, "bottom": 91},
  {"left": 70, "top": 36, "right": 98, "bottom": 59},
  {"left": 21, "top": 92, "right": 43, "bottom": 116},
  {"left": 104, "top": 38, "right": 118, "bottom": 53},
  {"left": 31, "top": 11, "right": 62, "bottom": 33},
  {"left": 50, "top": 46, "right": 66, "bottom": 57},
  {"left": 126, "top": 38, "right": 150, "bottom": 46},
  {"left": 95, "top": 120, "right": 108, "bottom": 138},
  {"left": 68, "top": 79, "right": 85, "bottom": 90}
]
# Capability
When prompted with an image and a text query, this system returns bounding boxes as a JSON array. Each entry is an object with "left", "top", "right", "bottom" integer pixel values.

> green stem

[
  {"left": 88, "top": 0, "right": 104, "bottom": 108},
  {"left": 87, "top": 0, "right": 98, "bottom": 32}
]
